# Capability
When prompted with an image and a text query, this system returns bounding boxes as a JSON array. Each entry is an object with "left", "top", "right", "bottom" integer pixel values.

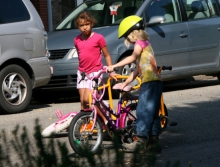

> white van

[{"left": 0, "top": 0, "right": 51, "bottom": 114}]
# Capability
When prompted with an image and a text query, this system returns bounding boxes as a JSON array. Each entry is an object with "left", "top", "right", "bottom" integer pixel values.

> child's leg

[
  {"left": 77, "top": 69, "right": 107, "bottom": 123},
  {"left": 79, "top": 88, "right": 107, "bottom": 123},
  {"left": 135, "top": 81, "right": 163, "bottom": 137},
  {"left": 78, "top": 88, "right": 90, "bottom": 109},
  {"left": 150, "top": 81, "right": 163, "bottom": 136},
  {"left": 122, "top": 81, "right": 163, "bottom": 153},
  {"left": 96, "top": 107, "right": 108, "bottom": 125},
  {"left": 78, "top": 88, "right": 87, "bottom": 109}
]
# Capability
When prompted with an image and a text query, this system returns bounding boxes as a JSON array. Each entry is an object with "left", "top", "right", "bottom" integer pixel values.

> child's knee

[{"left": 82, "top": 98, "right": 89, "bottom": 106}]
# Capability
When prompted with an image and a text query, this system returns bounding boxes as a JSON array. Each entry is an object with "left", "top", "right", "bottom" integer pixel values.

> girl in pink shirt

[{"left": 74, "top": 11, "right": 115, "bottom": 121}]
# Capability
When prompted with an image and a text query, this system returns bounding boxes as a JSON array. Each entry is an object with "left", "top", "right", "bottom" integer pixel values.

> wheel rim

[
  {"left": 159, "top": 104, "right": 168, "bottom": 130},
  {"left": 73, "top": 116, "right": 102, "bottom": 153},
  {"left": 2, "top": 73, "right": 27, "bottom": 105},
  {"left": 160, "top": 115, "right": 168, "bottom": 129},
  {"left": 121, "top": 63, "right": 136, "bottom": 76}
]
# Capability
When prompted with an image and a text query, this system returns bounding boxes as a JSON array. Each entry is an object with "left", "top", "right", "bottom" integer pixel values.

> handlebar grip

[
  {"left": 162, "top": 66, "right": 172, "bottom": 71},
  {"left": 113, "top": 67, "right": 119, "bottom": 72}
]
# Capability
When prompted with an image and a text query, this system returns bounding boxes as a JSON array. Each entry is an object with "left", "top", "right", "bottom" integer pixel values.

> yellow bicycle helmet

[{"left": 118, "top": 15, "right": 144, "bottom": 39}]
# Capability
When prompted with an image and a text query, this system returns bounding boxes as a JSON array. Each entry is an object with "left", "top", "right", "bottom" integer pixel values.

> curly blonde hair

[{"left": 124, "top": 29, "right": 149, "bottom": 48}]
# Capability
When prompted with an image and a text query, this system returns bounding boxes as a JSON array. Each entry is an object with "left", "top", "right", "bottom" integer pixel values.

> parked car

[
  {"left": 34, "top": 0, "right": 220, "bottom": 101},
  {"left": 0, "top": 0, "right": 51, "bottom": 113}
]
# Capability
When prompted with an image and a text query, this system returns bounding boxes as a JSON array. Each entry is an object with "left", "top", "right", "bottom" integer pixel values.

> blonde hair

[
  {"left": 124, "top": 29, "right": 149, "bottom": 48},
  {"left": 74, "top": 11, "right": 97, "bottom": 27}
]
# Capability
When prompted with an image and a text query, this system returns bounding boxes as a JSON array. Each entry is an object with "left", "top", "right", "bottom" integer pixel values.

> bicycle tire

[
  {"left": 122, "top": 105, "right": 137, "bottom": 143},
  {"left": 124, "top": 105, "right": 137, "bottom": 127},
  {"left": 124, "top": 103, "right": 168, "bottom": 131},
  {"left": 68, "top": 111, "right": 103, "bottom": 156},
  {"left": 121, "top": 103, "right": 168, "bottom": 142},
  {"left": 159, "top": 103, "right": 168, "bottom": 131}
]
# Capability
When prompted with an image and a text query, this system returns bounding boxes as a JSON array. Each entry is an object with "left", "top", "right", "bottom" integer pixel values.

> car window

[
  {"left": 0, "top": 0, "right": 30, "bottom": 24},
  {"left": 145, "top": 0, "right": 181, "bottom": 23},
  {"left": 55, "top": 0, "right": 144, "bottom": 30},
  {"left": 183, "top": 0, "right": 219, "bottom": 20}
]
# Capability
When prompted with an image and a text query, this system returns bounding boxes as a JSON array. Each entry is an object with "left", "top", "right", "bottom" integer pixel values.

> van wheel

[{"left": 0, "top": 65, "right": 32, "bottom": 114}]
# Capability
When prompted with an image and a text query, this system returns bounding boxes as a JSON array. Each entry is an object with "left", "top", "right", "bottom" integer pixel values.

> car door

[
  {"left": 184, "top": 0, "right": 220, "bottom": 70},
  {"left": 143, "top": 0, "right": 191, "bottom": 80}
]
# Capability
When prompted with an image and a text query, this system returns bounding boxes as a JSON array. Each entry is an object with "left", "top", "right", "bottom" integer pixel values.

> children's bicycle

[
  {"left": 40, "top": 72, "right": 140, "bottom": 138},
  {"left": 67, "top": 66, "right": 173, "bottom": 156}
]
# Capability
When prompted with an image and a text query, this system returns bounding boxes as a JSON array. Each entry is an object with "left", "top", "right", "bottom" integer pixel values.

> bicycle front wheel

[{"left": 68, "top": 112, "right": 103, "bottom": 156}]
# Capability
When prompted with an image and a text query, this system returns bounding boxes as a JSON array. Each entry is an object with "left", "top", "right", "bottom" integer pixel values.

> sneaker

[
  {"left": 122, "top": 136, "right": 148, "bottom": 154},
  {"left": 146, "top": 136, "right": 162, "bottom": 154}
]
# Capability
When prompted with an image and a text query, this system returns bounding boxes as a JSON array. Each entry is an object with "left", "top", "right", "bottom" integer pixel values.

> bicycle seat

[{"left": 112, "top": 83, "right": 132, "bottom": 92}]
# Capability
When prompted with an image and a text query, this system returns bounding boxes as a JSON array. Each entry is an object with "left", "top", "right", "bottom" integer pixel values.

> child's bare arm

[
  {"left": 102, "top": 46, "right": 112, "bottom": 66},
  {"left": 102, "top": 46, "right": 119, "bottom": 80},
  {"left": 107, "top": 44, "right": 142, "bottom": 72},
  {"left": 124, "top": 66, "right": 139, "bottom": 86}
]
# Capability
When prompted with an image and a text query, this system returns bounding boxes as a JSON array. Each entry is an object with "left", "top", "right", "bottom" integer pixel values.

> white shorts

[{"left": 77, "top": 69, "right": 103, "bottom": 89}]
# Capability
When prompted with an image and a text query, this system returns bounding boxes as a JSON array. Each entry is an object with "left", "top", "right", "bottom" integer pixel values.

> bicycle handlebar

[
  {"left": 112, "top": 67, "right": 119, "bottom": 72},
  {"left": 87, "top": 65, "right": 172, "bottom": 90},
  {"left": 88, "top": 65, "right": 172, "bottom": 109},
  {"left": 157, "top": 66, "right": 172, "bottom": 71},
  {"left": 87, "top": 66, "right": 123, "bottom": 81}
]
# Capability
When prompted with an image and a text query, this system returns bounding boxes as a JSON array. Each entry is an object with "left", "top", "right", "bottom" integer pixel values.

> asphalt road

[
  {"left": 0, "top": 75, "right": 220, "bottom": 167},
  {"left": 156, "top": 76, "right": 220, "bottom": 167}
]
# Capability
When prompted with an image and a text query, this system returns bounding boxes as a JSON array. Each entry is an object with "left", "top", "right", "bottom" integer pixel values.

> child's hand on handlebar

[
  {"left": 107, "top": 65, "right": 115, "bottom": 73},
  {"left": 106, "top": 65, "right": 119, "bottom": 81}
]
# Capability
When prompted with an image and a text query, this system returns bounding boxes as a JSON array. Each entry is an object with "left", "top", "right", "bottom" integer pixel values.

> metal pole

[
  {"left": 77, "top": 0, "right": 83, "bottom": 6},
  {"left": 47, "top": 0, "right": 53, "bottom": 32}
]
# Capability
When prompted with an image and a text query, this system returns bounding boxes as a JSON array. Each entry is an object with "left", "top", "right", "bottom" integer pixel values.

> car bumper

[
  {"left": 27, "top": 57, "right": 52, "bottom": 88},
  {"left": 36, "top": 74, "right": 77, "bottom": 91}
]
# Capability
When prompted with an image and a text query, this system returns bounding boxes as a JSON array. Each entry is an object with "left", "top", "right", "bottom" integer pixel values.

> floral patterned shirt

[{"left": 135, "top": 40, "right": 161, "bottom": 83}]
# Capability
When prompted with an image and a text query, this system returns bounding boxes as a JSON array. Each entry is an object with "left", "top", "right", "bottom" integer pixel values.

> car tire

[{"left": 0, "top": 65, "right": 32, "bottom": 114}]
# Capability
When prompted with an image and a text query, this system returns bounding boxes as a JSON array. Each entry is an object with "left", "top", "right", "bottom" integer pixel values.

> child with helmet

[{"left": 107, "top": 15, "right": 163, "bottom": 154}]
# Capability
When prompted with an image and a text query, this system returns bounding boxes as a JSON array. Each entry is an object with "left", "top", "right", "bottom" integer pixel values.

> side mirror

[{"left": 146, "top": 16, "right": 166, "bottom": 26}]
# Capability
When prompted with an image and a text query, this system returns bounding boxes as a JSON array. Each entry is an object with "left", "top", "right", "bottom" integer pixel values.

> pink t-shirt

[{"left": 74, "top": 33, "right": 106, "bottom": 73}]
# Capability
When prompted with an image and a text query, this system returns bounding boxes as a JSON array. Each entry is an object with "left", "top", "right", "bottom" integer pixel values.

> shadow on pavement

[{"left": 31, "top": 76, "right": 220, "bottom": 104}]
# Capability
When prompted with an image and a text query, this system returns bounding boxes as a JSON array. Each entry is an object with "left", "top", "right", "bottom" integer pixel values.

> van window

[
  {"left": 55, "top": 0, "right": 144, "bottom": 30},
  {"left": 0, "top": 0, "right": 30, "bottom": 24},
  {"left": 183, "top": 0, "right": 219, "bottom": 20},
  {"left": 145, "top": 0, "right": 181, "bottom": 23}
]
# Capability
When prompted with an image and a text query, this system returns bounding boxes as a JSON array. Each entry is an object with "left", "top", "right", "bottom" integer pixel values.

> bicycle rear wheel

[
  {"left": 125, "top": 103, "right": 168, "bottom": 131},
  {"left": 122, "top": 105, "right": 137, "bottom": 143},
  {"left": 124, "top": 105, "right": 137, "bottom": 127},
  {"left": 68, "top": 111, "right": 103, "bottom": 156},
  {"left": 159, "top": 103, "right": 168, "bottom": 131}
]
